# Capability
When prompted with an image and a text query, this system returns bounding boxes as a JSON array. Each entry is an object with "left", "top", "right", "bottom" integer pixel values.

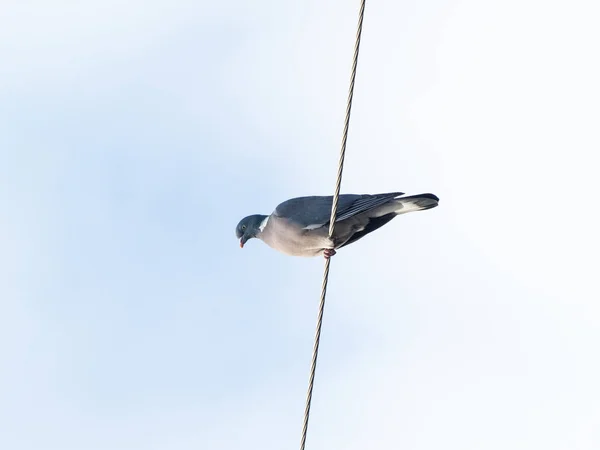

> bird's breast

[{"left": 259, "top": 215, "right": 331, "bottom": 257}]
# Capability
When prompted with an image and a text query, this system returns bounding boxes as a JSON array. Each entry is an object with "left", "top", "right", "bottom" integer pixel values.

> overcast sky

[{"left": 1, "top": 1, "right": 599, "bottom": 449}]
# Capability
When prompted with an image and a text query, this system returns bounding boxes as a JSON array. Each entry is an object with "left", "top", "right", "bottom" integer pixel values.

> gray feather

[{"left": 273, "top": 192, "right": 404, "bottom": 229}]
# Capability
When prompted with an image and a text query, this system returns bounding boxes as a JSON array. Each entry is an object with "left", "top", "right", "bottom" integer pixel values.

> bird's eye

[{"left": 241, "top": 225, "right": 246, "bottom": 231}]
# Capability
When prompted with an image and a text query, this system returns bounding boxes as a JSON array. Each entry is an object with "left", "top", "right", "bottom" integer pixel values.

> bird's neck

[{"left": 258, "top": 215, "right": 270, "bottom": 233}]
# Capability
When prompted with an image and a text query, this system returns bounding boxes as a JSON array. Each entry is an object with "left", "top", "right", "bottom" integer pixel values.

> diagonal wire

[{"left": 299, "top": 1, "right": 367, "bottom": 450}]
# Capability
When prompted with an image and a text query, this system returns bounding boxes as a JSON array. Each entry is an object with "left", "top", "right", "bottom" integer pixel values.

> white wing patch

[{"left": 302, "top": 223, "right": 325, "bottom": 230}]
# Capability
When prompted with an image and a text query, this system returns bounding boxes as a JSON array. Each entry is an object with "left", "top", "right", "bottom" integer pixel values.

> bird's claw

[{"left": 323, "top": 248, "right": 337, "bottom": 259}]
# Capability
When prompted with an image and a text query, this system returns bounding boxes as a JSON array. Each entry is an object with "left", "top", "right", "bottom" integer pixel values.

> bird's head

[{"left": 235, "top": 214, "right": 267, "bottom": 248}]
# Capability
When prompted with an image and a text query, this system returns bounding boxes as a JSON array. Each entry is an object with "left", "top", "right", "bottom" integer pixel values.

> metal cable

[{"left": 299, "top": 1, "right": 367, "bottom": 449}]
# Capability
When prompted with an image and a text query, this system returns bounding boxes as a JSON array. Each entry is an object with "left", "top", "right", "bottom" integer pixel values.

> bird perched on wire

[{"left": 235, "top": 192, "right": 438, "bottom": 258}]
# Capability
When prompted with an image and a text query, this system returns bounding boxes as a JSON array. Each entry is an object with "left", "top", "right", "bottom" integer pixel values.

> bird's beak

[
  {"left": 240, "top": 236, "right": 248, "bottom": 248},
  {"left": 240, "top": 240, "right": 244, "bottom": 248}
]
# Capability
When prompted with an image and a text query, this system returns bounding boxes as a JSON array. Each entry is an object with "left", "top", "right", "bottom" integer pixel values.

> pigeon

[{"left": 235, "top": 192, "right": 439, "bottom": 258}]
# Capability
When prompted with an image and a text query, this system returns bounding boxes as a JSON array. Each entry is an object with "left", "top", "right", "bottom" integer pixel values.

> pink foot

[{"left": 323, "top": 248, "right": 337, "bottom": 259}]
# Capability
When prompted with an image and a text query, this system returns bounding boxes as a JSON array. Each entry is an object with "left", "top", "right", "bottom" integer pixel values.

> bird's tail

[{"left": 394, "top": 193, "right": 439, "bottom": 214}]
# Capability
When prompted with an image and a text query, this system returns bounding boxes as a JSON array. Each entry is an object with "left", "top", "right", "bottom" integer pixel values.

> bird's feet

[{"left": 323, "top": 248, "right": 337, "bottom": 259}]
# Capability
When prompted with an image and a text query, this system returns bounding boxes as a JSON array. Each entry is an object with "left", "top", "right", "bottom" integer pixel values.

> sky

[{"left": 1, "top": 0, "right": 599, "bottom": 449}]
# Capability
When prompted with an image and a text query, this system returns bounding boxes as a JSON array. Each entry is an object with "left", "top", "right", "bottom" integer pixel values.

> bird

[{"left": 235, "top": 191, "right": 439, "bottom": 258}]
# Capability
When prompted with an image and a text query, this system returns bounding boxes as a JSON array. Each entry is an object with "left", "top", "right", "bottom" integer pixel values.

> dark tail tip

[
  {"left": 419, "top": 193, "right": 439, "bottom": 202},
  {"left": 398, "top": 193, "right": 440, "bottom": 212}
]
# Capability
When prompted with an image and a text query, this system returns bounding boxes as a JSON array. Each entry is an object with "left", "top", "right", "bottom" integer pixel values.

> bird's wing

[{"left": 273, "top": 192, "right": 404, "bottom": 230}]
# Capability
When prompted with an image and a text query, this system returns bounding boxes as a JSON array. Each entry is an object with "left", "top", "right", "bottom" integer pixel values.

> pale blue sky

[{"left": 1, "top": 1, "right": 599, "bottom": 449}]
